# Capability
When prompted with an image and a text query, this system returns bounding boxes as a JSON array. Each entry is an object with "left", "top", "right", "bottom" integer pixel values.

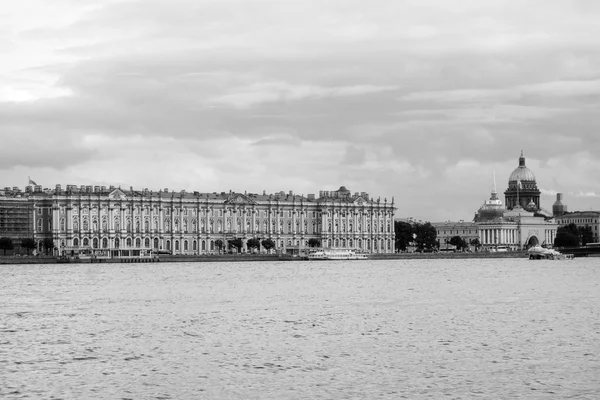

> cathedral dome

[{"left": 508, "top": 151, "right": 536, "bottom": 182}]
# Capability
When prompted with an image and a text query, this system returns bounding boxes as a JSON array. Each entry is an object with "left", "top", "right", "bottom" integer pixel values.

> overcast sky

[{"left": 2, "top": 0, "right": 599, "bottom": 221}]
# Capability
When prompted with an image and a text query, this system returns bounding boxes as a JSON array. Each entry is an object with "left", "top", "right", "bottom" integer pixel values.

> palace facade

[{"left": 0, "top": 184, "right": 396, "bottom": 255}]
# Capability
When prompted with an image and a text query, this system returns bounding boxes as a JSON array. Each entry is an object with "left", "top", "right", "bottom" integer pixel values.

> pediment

[
  {"left": 224, "top": 193, "right": 256, "bottom": 205},
  {"left": 353, "top": 196, "right": 368, "bottom": 206},
  {"left": 108, "top": 188, "right": 128, "bottom": 200}
]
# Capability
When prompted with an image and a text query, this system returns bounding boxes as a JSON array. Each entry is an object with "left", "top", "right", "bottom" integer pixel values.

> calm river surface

[{"left": 1, "top": 258, "right": 599, "bottom": 399}]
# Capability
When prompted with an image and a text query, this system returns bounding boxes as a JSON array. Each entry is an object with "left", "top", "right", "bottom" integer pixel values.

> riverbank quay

[{"left": 0, "top": 251, "right": 529, "bottom": 265}]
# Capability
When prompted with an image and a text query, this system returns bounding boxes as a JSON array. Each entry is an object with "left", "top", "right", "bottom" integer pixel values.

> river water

[{"left": 1, "top": 258, "right": 599, "bottom": 399}]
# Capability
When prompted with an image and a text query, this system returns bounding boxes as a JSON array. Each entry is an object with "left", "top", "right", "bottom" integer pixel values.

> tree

[
  {"left": 470, "top": 237, "right": 481, "bottom": 251},
  {"left": 554, "top": 223, "right": 580, "bottom": 247},
  {"left": 308, "top": 238, "right": 321, "bottom": 248},
  {"left": 0, "top": 237, "right": 14, "bottom": 256},
  {"left": 214, "top": 239, "right": 224, "bottom": 252},
  {"left": 412, "top": 222, "right": 437, "bottom": 252},
  {"left": 448, "top": 236, "right": 468, "bottom": 251},
  {"left": 261, "top": 238, "right": 276, "bottom": 254},
  {"left": 21, "top": 238, "right": 36, "bottom": 255},
  {"left": 394, "top": 221, "right": 413, "bottom": 252},
  {"left": 579, "top": 225, "right": 594, "bottom": 246},
  {"left": 227, "top": 238, "right": 244, "bottom": 253},
  {"left": 246, "top": 238, "right": 261, "bottom": 253},
  {"left": 42, "top": 238, "right": 54, "bottom": 255}
]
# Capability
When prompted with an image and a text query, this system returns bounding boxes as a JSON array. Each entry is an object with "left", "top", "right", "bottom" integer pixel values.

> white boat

[
  {"left": 528, "top": 245, "right": 573, "bottom": 260},
  {"left": 307, "top": 248, "right": 369, "bottom": 260}
]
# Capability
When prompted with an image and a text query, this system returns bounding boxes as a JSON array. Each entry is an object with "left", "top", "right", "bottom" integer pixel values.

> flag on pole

[{"left": 28, "top": 176, "right": 38, "bottom": 186}]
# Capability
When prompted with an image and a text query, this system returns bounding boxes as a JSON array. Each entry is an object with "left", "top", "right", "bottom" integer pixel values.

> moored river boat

[{"left": 528, "top": 245, "right": 573, "bottom": 260}]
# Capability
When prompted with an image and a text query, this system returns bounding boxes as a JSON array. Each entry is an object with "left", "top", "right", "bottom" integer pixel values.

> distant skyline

[{"left": 2, "top": 0, "right": 599, "bottom": 221}]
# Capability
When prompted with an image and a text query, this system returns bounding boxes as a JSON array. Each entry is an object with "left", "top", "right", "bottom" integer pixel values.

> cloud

[
  {"left": 399, "top": 79, "right": 600, "bottom": 104},
  {"left": 209, "top": 81, "right": 400, "bottom": 108},
  {"left": 1, "top": 0, "right": 599, "bottom": 222}
]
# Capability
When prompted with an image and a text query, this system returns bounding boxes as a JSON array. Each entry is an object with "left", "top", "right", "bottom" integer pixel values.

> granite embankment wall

[{"left": 0, "top": 251, "right": 527, "bottom": 265}]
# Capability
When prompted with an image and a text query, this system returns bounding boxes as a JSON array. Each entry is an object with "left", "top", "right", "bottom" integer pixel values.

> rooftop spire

[
  {"left": 490, "top": 170, "right": 498, "bottom": 200},
  {"left": 519, "top": 151, "right": 526, "bottom": 167}
]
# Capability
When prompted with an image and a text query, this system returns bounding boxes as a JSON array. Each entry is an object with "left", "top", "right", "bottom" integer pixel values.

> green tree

[
  {"left": 261, "top": 238, "right": 276, "bottom": 254},
  {"left": 308, "top": 238, "right": 321, "bottom": 248},
  {"left": 448, "top": 236, "right": 468, "bottom": 251},
  {"left": 470, "top": 237, "right": 481, "bottom": 251},
  {"left": 394, "top": 221, "right": 413, "bottom": 252},
  {"left": 227, "top": 238, "right": 244, "bottom": 253},
  {"left": 413, "top": 222, "right": 437, "bottom": 252},
  {"left": 0, "top": 237, "right": 14, "bottom": 256},
  {"left": 579, "top": 225, "right": 594, "bottom": 246},
  {"left": 214, "top": 239, "right": 224, "bottom": 252},
  {"left": 21, "top": 238, "right": 36, "bottom": 255},
  {"left": 554, "top": 223, "right": 580, "bottom": 247},
  {"left": 42, "top": 238, "right": 54, "bottom": 255},
  {"left": 246, "top": 238, "right": 261, "bottom": 253}
]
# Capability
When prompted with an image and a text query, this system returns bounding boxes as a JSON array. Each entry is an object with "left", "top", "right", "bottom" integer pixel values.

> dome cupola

[
  {"left": 504, "top": 151, "right": 541, "bottom": 210},
  {"left": 508, "top": 151, "right": 536, "bottom": 183}
]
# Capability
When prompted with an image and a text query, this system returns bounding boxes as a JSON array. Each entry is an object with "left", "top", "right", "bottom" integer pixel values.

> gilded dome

[{"left": 508, "top": 152, "right": 536, "bottom": 182}]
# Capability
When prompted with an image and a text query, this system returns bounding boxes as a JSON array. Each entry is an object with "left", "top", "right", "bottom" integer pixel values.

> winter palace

[{"left": 1, "top": 184, "right": 396, "bottom": 255}]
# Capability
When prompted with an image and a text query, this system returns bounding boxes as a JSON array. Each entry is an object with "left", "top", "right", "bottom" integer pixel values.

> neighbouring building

[
  {"left": 0, "top": 184, "right": 396, "bottom": 255},
  {"left": 554, "top": 210, "right": 600, "bottom": 243},
  {"left": 433, "top": 221, "right": 479, "bottom": 250},
  {"left": 0, "top": 188, "right": 34, "bottom": 254}
]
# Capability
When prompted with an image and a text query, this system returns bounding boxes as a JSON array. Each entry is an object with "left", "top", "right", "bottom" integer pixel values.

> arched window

[
  {"left": 166, "top": 240, "right": 171, "bottom": 251},
  {"left": 154, "top": 238, "right": 159, "bottom": 249},
  {"left": 60, "top": 218, "right": 66, "bottom": 232},
  {"left": 144, "top": 238, "right": 150, "bottom": 248},
  {"left": 93, "top": 238, "right": 98, "bottom": 249},
  {"left": 115, "top": 238, "right": 120, "bottom": 248},
  {"left": 175, "top": 240, "right": 180, "bottom": 251},
  {"left": 102, "top": 237, "right": 108, "bottom": 248},
  {"left": 37, "top": 218, "right": 43, "bottom": 231},
  {"left": 202, "top": 240, "right": 206, "bottom": 251},
  {"left": 83, "top": 238, "right": 89, "bottom": 246},
  {"left": 73, "top": 238, "right": 79, "bottom": 247},
  {"left": 193, "top": 240, "right": 197, "bottom": 251},
  {"left": 135, "top": 238, "right": 141, "bottom": 247},
  {"left": 184, "top": 240, "right": 188, "bottom": 251},
  {"left": 127, "top": 238, "right": 132, "bottom": 247}
]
